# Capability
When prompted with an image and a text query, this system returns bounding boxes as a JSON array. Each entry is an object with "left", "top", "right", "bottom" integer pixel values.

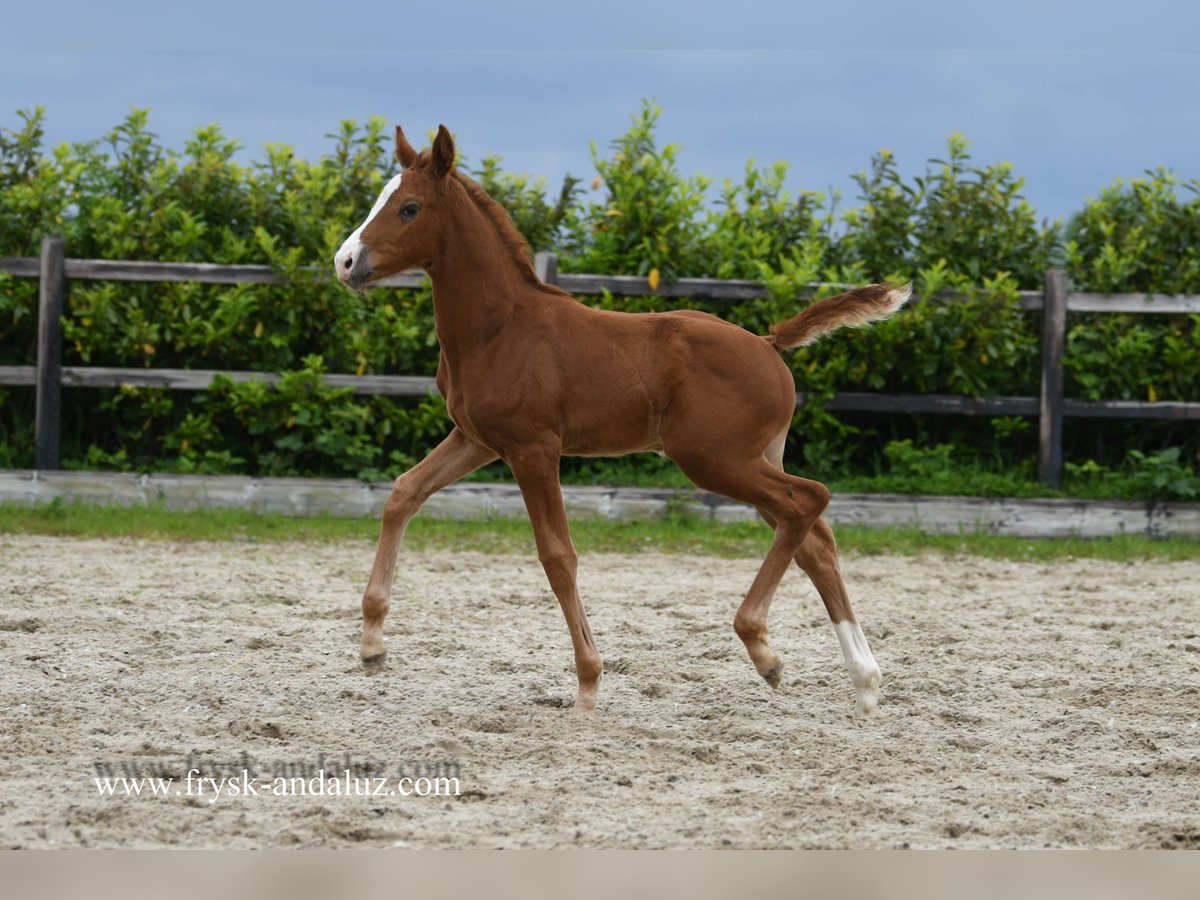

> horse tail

[{"left": 765, "top": 282, "right": 911, "bottom": 352}]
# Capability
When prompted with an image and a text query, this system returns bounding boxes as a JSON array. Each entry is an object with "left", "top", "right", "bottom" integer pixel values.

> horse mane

[{"left": 449, "top": 166, "right": 571, "bottom": 296}]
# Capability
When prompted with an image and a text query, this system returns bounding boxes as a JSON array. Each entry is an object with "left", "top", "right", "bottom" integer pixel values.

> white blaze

[
  {"left": 334, "top": 172, "right": 403, "bottom": 278},
  {"left": 834, "top": 620, "right": 882, "bottom": 716}
]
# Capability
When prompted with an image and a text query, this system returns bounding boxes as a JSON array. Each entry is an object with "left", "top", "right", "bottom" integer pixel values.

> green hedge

[{"left": 1, "top": 101, "right": 1197, "bottom": 497}]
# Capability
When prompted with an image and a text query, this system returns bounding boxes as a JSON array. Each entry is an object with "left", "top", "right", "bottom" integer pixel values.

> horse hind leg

[
  {"left": 670, "top": 448, "right": 830, "bottom": 690},
  {"left": 760, "top": 433, "right": 881, "bottom": 714},
  {"left": 793, "top": 519, "right": 882, "bottom": 715}
]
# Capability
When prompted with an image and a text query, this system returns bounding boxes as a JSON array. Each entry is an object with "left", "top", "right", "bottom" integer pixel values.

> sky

[{"left": 3, "top": 1, "right": 1198, "bottom": 226}]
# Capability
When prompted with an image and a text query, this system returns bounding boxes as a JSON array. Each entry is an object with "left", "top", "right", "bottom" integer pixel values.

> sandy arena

[{"left": 1, "top": 532, "right": 1198, "bottom": 848}]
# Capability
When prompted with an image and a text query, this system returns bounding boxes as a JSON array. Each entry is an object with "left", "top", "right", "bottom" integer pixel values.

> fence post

[
  {"left": 534, "top": 251, "right": 558, "bottom": 285},
  {"left": 35, "top": 236, "right": 66, "bottom": 470},
  {"left": 1037, "top": 268, "right": 1068, "bottom": 487}
]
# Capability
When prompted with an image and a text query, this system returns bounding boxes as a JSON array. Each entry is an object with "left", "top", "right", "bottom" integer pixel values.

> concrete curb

[{"left": 2, "top": 469, "right": 1198, "bottom": 539}]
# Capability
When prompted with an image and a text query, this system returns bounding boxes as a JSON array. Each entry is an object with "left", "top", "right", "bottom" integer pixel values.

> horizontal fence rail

[
  {"left": 0, "top": 255, "right": 429, "bottom": 289},
  {"left": 1, "top": 367, "right": 439, "bottom": 396},
  {"left": 2, "top": 239, "right": 1199, "bottom": 482},
  {"left": 4, "top": 252, "right": 1200, "bottom": 311}
]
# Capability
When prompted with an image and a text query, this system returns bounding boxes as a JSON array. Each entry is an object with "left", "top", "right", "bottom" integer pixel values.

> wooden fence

[{"left": 2, "top": 236, "right": 1199, "bottom": 485}]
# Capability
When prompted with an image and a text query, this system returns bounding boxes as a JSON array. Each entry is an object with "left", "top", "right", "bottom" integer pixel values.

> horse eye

[{"left": 400, "top": 203, "right": 421, "bottom": 220}]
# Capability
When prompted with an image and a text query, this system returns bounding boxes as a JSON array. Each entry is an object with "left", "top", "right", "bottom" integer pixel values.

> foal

[{"left": 335, "top": 125, "right": 908, "bottom": 714}]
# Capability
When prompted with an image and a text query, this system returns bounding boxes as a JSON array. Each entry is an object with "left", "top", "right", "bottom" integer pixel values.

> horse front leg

[
  {"left": 360, "top": 427, "right": 496, "bottom": 668},
  {"left": 507, "top": 443, "right": 603, "bottom": 711}
]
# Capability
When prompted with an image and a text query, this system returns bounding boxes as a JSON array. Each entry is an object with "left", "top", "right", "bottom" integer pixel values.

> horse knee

[
  {"left": 382, "top": 476, "right": 423, "bottom": 528},
  {"left": 538, "top": 543, "right": 578, "bottom": 584}
]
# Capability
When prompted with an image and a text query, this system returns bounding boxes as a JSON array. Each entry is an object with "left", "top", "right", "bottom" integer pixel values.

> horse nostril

[{"left": 342, "top": 256, "right": 353, "bottom": 270}]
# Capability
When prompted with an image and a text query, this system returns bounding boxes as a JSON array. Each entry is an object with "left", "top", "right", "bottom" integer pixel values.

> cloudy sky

[{"left": 3, "top": 1, "right": 1197, "bottom": 225}]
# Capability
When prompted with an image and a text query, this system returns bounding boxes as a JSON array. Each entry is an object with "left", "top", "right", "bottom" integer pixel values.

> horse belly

[{"left": 559, "top": 390, "right": 662, "bottom": 456}]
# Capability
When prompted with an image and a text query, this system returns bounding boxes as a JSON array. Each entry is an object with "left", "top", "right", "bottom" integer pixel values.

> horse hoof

[
  {"left": 854, "top": 670, "right": 881, "bottom": 716},
  {"left": 361, "top": 652, "right": 387, "bottom": 673},
  {"left": 761, "top": 661, "right": 784, "bottom": 689}
]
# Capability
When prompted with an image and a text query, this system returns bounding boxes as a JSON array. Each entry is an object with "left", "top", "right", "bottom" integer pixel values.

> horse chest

[{"left": 439, "top": 365, "right": 542, "bottom": 452}]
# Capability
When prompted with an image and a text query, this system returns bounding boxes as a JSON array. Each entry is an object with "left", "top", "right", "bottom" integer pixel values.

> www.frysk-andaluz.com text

[{"left": 92, "top": 753, "right": 462, "bottom": 802}]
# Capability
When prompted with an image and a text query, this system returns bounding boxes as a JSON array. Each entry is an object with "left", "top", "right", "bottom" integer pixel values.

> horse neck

[{"left": 425, "top": 187, "right": 533, "bottom": 355}]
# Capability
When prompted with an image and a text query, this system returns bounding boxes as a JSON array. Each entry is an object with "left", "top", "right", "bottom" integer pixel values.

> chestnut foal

[{"left": 335, "top": 125, "right": 908, "bottom": 714}]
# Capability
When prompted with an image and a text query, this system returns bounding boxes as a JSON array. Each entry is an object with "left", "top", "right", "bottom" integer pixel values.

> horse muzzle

[{"left": 334, "top": 241, "right": 374, "bottom": 289}]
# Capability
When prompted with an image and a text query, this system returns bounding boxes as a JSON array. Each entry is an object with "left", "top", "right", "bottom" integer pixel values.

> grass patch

[{"left": 1, "top": 500, "right": 1197, "bottom": 563}]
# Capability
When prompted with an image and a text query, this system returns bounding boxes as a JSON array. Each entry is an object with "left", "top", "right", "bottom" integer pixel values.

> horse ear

[
  {"left": 394, "top": 125, "right": 418, "bottom": 168},
  {"left": 431, "top": 124, "right": 455, "bottom": 179}
]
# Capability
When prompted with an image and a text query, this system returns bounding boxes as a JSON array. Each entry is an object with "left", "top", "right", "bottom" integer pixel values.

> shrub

[{"left": 0, "top": 102, "right": 1196, "bottom": 498}]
